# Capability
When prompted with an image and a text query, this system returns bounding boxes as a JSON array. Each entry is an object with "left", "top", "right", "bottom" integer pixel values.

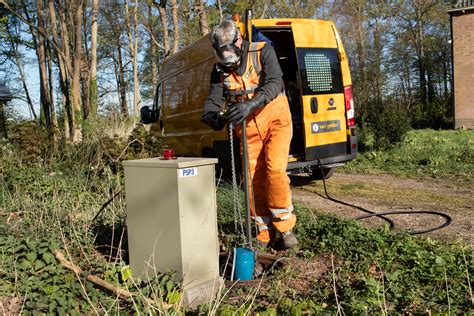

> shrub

[
  {"left": 7, "top": 121, "right": 52, "bottom": 163},
  {"left": 411, "top": 98, "right": 454, "bottom": 130},
  {"left": 357, "top": 99, "right": 411, "bottom": 150}
]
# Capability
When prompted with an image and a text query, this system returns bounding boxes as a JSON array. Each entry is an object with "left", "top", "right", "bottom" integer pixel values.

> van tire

[{"left": 310, "top": 167, "right": 334, "bottom": 180}]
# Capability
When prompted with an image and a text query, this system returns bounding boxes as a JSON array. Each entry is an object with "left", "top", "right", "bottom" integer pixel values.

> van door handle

[{"left": 310, "top": 98, "right": 318, "bottom": 114}]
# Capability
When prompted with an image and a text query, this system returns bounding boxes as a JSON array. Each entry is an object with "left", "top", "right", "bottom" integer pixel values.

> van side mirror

[{"left": 140, "top": 106, "right": 159, "bottom": 124}]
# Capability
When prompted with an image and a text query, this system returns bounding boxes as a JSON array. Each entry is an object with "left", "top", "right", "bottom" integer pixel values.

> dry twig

[
  {"left": 53, "top": 249, "right": 173, "bottom": 310},
  {"left": 54, "top": 249, "right": 133, "bottom": 300}
]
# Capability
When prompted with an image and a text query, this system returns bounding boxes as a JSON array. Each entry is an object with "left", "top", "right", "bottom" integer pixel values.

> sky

[{"left": 2, "top": 45, "right": 41, "bottom": 120}]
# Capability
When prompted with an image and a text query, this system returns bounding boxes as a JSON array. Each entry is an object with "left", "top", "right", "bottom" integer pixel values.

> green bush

[
  {"left": 6, "top": 121, "right": 52, "bottom": 163},
  {"left": 411, "top": 98, "right": 454, "bottom": 129},
  {"left": 357, "top": 100, "right": 411, "bottom": 150}
]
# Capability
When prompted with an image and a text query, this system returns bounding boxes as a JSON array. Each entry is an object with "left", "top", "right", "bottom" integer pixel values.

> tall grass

[
  {"left": 345, "top": 129, "right": 474, "bottom": 178},
  {"left": 1, "top": 125, "right": 473, "bottom": 313}
]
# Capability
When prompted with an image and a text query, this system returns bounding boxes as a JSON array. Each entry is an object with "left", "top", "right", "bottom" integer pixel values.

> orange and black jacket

[{"left": 202, "top": 40, "right": 284, "bottom": 130}]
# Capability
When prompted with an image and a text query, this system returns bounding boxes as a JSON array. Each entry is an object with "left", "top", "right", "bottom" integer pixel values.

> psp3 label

[{"left": 180, "top": 167, "right": 198, "bottom": 177}]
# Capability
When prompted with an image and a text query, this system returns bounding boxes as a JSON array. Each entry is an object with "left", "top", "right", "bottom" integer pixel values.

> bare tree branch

[
  {"left": 141, "top": 23, "right": 165, "bottom": 50},
  {"left": 0, "top": 0, "right": 73, "bottom": 78}
]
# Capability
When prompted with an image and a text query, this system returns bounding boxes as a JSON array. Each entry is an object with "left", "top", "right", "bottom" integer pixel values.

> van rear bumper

[
  {"left": 287, "top": 131, "right": 358, "bottom": 174},
  {"left": 287, "top": 153, "right": 356, "bottom": 175}
]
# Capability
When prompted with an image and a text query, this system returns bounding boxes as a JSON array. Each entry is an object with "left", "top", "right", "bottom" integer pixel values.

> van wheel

[{"left": 310, "top": 167, "right": 334, "bottom": 180}]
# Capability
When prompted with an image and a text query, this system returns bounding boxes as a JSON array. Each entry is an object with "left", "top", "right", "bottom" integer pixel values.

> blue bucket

[{"left": 233, "top": 247, "right": 255, "bottom": 281}]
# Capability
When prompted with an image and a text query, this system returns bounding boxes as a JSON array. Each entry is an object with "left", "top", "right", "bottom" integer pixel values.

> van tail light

[
  {"left": 275, "top": 21, "right": 292, "bottom": 25},
  {"left": 344, "top": 85, "right": 355, "bottom": 127}
]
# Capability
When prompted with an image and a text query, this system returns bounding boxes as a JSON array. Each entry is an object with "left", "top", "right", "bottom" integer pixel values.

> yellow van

[{"left": 141, "top": 18, "right": 357, "bottom": 179}]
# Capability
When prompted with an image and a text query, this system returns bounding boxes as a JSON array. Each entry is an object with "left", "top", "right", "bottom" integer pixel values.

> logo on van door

[
  {"left": 328, "top": 98, "right": 336, "bottom": 111},
  {"left": 311, "top": 120, "right": 341, "bottom": 134}
]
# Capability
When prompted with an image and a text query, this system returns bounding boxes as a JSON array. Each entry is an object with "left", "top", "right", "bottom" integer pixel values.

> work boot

[{"left": 273, "top": 231, "right": 298, "bottom": 251}]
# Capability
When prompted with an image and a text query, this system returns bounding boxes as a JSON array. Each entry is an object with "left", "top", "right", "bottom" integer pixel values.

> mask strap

[{"left": 213, "top": 29, "right": 239, "bottom": 51}]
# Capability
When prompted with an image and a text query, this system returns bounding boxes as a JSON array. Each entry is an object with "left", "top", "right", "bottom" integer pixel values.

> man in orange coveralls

[{"left": 201, "top": 20, "right": 297, "bottom": 250}]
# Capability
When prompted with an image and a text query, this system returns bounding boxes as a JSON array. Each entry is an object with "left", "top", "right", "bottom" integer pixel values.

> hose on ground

[{"left": 317, "top": 161, "right": 452, "bottom": 235}]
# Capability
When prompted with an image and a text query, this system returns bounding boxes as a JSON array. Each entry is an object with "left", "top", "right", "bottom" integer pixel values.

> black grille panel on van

[{"left": 297, "top": 48, "right": 343, "bottom": 95}]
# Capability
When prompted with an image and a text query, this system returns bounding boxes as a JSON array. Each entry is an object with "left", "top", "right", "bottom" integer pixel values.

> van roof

[
  {"left": 160, "top": 34, "right": 216, "bottom": 81},
  {"left": 252, "top": 18, "right": 335, "bottom": 28},
  {"left": 252, "top": 19, "right": 339, "bottom": 48},
  {"left": 159, "top": 18, "right": 340, "bottom": 81}
]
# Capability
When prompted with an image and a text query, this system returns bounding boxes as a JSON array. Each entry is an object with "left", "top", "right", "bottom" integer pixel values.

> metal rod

[
  {"left": 241, "top": 121, "right": 252, "bottom": 248},
  {"left": 244, "top": 9, "right": 252, "bottom": 42}
]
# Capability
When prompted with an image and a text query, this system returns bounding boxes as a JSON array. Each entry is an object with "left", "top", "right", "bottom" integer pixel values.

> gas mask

[{"left": 213, "top": 32, "right": 242, "bottom": 70}]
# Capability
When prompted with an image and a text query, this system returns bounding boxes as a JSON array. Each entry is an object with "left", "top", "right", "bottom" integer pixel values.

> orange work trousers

[{"left": 235, "top": 94, "right": 296, "bottom": 244}]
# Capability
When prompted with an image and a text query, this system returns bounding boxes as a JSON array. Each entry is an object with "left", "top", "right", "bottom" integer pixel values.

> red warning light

[{"left": 162, "top": 149, "right": 176, "bottom": 160}]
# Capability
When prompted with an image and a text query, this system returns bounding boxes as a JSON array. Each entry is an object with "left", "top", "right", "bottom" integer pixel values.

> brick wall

[{"left": 452, "top": 10, "right": 474, "bottom": 129}]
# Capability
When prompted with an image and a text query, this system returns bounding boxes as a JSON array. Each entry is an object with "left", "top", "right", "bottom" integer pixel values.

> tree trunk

[
  {"left": 427, "top": 65, "right": 434, "bottom": 104},
  {"left": 133, "top": 0, "right": 141, "bottom": 116},
  {"left": 195, "top": 0, "right": 209, "bottom": 36},
  {"left": 16, "top": 55, "right": 37, "bottom": 121},
  {"left": 182, "top": 1, "right": 191, "bottom": 46},
  {"left": 355, "top": 3, "right": 368, "bottom": 104},
  {"left": 414, "top": 2, "right": 427, "bottom": 105},
  {"left": 80, "top": 0, "right": 90, "bottom": 119},
  {"left": 406, "top": 54, "right": 412, "bottom": 103},
  {"left": 443, "top": 55, "right": 449, "bottom": 99},
  {"left": 8, "top": 19, "right": 37, "bottom": 122},
  {"left": 147, "top": 4, "right": 158, "bottom": 87},
  {"left": 72, "top": 0, "right": 84, "bottom": 143},
  {"left": 89, "top": 0, "right": 99, "bottom": 118},
  {"left": 399, "top": 75, "right": 407, "bottom": 101},
  {"left": 59, "top": 0, "right": 76, "bottom": 140},
  {"left": 36, "top": 0, "right": 52, "bottom": 131},
  {"left": 125, "top": 0, "right": 141, "bottom": 117},
  {"left": 151, "top": 41, "right": 158, "bottom": 87},
  {"left": 53, "top": 0, "right": 74, "bottom": 140},
  {"left": 80, "top": 47, "right": 90, "bottom": 119},
  {"left": 57, "top": 0, "right": 73, "bottom": 76},
  {"left": 217, "top": 0, "right": 223, "bottom": 21},
  {"left": 171, "top": 0, "right": 179, "bottom": 53},
  {"left": 116, "top": 46, "right": 128, "bottom": 117},
  {"left": 0, "top": 101, "right": 7, "bottom": 140},
  {"left": 3, "top": 20, "right": 34, "bottom": 121},
  {"left": 62, "top": 94, "right": 70, "bottom": 138},
  {"left": 46, "top": 40, "right": 58, "bottom": 142},
  {"left": 157, "top": 1, "right": 171, "bottom": 57},
  {"left": 373, "top": 19, "right": 382, "bottom": 102}
]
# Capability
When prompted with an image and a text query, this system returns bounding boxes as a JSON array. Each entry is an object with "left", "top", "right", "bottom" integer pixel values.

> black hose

[
  {"left": 320, "top": 171, "right": 395, "bottom": 229},
  {"left": 354, "top": 210, "right": 452, "bottom": 235},
  {"left": 92, "top": 189, "right": 123, "bottom": 223},
  {"left": 317, "top": 161, "right": 452, "bottom": 235}
]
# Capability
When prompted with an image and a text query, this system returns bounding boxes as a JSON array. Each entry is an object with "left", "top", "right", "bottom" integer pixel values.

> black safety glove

[
  {"left": 223, "top": 94, "right": 266, "bottom": 126},
  {"left": 200, "top": 111, "right": 226, "bottom": 131}
]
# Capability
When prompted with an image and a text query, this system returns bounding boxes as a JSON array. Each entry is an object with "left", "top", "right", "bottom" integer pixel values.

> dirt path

[{"left": 290, "top": 172, "right": 473, "bottom": 245}]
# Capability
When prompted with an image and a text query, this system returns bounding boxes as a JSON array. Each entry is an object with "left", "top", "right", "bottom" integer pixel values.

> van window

[
  {"left": 163, "top": 73, "right": 187, "bottom": 114},
  {"left": 297, "top": 48, "right": 343, "bottom": 95}
]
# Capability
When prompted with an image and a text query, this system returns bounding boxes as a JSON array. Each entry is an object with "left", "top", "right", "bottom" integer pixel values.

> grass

[
  {"left": 0, "top": 126, "right": 473, "bottom": 313},
  {"left": 216, "top": 184, "right": 474, "bottom": 313},
  {"left": 301, "top": 175, "right": 473, "bottom": 212},
  {"left": 344, "top": 129, "right": 474, "bottom": 179}
]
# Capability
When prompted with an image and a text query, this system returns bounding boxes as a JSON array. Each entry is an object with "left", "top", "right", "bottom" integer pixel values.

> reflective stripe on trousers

[
  {"left": 253, "top": 215, "right": 273, "bottom": 231},
  {"left": 235, "top": 94, "right": 296, "bottom": 235}
]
